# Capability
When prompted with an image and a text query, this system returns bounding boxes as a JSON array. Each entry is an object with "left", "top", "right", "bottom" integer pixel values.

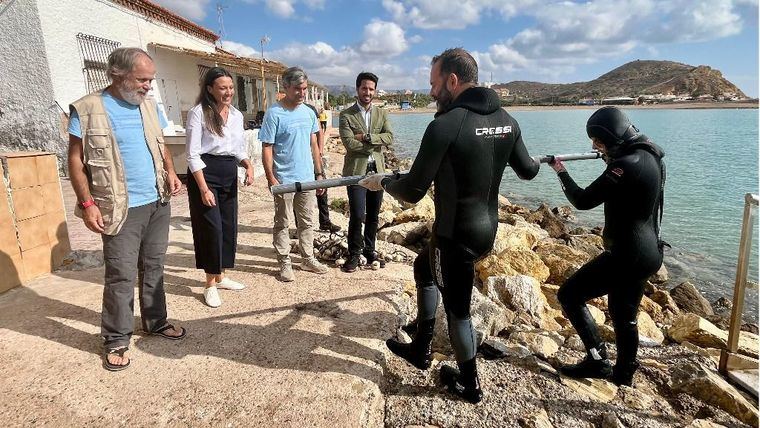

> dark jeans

[
  {"left": 101, "top": 200, "right": 170, "bottom": 348},
  {"left": 187, "top": 154, "right": 238, "bottom": 274},
  {"left": 347, "top": 184, "right": 383, "bottom": 256}
]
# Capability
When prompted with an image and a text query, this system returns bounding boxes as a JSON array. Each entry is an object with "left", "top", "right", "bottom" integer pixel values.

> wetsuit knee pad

[{"left": 446, "top": 311, "right": 477, "bottom": 363}]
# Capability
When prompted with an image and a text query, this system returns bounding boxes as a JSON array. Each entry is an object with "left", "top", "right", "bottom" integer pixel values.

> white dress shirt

[
  {"left": 356, "top": 102, "right": 374, "bottom": 162},
  {"left": 186, "top": 103, "right": 248, "bottom": 173}
]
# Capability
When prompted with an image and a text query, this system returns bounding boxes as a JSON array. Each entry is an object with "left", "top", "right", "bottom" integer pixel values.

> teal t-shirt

[
  {"left": 258, "top": 103, "right": 318, "bottom": 184},
  {"left": 69, "top": 92, "right": 168, "bottom": 208}
]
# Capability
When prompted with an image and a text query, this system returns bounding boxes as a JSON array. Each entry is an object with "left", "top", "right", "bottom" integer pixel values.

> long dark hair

[{"left": 197, "top": 67, "right": 233, "bottom": 136}]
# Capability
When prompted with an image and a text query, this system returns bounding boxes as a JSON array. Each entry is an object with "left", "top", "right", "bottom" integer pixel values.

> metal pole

[{"left": 271, "top": 152, "right": 602, "bottom": 195}]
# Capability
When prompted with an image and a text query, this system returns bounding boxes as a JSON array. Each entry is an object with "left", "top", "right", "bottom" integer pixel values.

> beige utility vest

[{"left": 70, "top": 91, "right": 171, "bottom": 235}]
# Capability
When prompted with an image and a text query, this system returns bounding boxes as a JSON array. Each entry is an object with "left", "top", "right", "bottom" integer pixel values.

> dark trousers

[
  {"left": 413, "top": 236, "right": 480, "bottom": 363},
  {"left": 347, "top": 184, "right": 383, "bottom": 256},
  {"left": 101, "top": 200, "right": 170, "bottom": 348},
  {"left": 557, "top": 250, "right": 661, "bottom": 367},
  {"left": 187, "top": 154, "right": 238, "bottom": 275}
]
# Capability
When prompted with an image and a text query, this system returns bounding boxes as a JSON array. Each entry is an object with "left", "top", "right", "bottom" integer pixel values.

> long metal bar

[
  {"left": 271, "top": 151, "right": 602, "bottom": 195},
  {"left": 720, "top": 193, "right": 758, "bottom": 373}
]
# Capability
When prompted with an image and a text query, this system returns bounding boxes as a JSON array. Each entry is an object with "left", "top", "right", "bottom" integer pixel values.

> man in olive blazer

[{"left": 339, "top": 71, "right": 393, "bottom": 272}]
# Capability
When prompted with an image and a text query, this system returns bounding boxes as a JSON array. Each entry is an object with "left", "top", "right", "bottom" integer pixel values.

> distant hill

[{"left": 496, "top": 60, "right": 747, "bottom": 103}]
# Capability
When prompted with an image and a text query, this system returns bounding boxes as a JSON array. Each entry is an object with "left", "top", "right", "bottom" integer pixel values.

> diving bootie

[
  {"left": 610, "top": 361, "right": 640, "bottom": 386},
  {"left": 559, "top": 355, "right": 613, "bottom": 380},
  {"left": 386, "top": 318, "right": 434, "bottom": 370},
  {"left": 440, "top": 358, "right": 483, "bottom": 404}
]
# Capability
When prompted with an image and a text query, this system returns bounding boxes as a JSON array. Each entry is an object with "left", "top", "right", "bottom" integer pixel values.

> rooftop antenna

[{"left": 216, "top": 1, "right": 228, "bottom": 48}]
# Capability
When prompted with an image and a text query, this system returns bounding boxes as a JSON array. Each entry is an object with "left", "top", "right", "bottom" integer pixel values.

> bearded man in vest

[{"left": 68, "top": 47, "right": 186, "bottom": 371}]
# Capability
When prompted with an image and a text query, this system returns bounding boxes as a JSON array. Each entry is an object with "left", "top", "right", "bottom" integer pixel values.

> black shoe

[
  {"left": 558, "top": 356, "right": 613, "bottom": 380},
  {"left": 440, "top": 360, "right": 483, "bottom": 404},
  {"left": 320, "top": 223, "right": 341, "bottom": 233},
  {"left": 610, "top": 361, "right": 639, "bottom": 386},
  {"left": 364, "top": 251, "right": 386, "bottom": 268},
  {"left": 341, "top": 254, "right": 359, "bottom": 273},
  {"left": 386, "top": 338, "right": 432, "bottom": 370}
]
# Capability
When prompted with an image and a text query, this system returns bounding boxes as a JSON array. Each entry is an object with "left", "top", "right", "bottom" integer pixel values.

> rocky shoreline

[{"left": 321, "top": 133, "right": 759, "bottom": 427}]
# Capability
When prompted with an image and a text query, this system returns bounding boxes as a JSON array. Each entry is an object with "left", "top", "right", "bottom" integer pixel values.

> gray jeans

[
  {"left": 273, "top": 190, "right": 316, "bottom": 261},
  {"left": 101, "top": 200, "right": 170, "bottom": 348}
]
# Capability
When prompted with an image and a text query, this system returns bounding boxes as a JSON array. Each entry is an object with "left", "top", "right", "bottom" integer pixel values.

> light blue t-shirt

[
  {"left": 69, "top": 92, "right": 168, "bottom": 208},
  {"left": 258, "top": 103, "right": 318, "bottom": 184}
]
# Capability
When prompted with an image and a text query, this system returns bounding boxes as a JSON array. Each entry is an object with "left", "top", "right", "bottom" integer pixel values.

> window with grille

[{"left": 76, "top": 33, "right": 121, "bottom": 92}]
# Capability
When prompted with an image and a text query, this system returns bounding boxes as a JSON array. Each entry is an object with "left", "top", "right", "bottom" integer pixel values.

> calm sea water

[{"left": 383, "top": 109, "right": 759, "bottom": 320}]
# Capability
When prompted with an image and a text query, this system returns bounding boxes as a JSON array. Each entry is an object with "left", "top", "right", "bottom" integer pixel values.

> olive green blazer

[{"left": 339, "top": 103, "right": 393, "bottom": 176}]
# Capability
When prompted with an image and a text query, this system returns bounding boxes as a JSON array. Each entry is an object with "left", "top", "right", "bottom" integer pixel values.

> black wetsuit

[
  {"left": 556, "top": 138, "right": 665, "bottom": 370},
  {"left": 383, "top": 87, "right": 539, "bottom": 363}
]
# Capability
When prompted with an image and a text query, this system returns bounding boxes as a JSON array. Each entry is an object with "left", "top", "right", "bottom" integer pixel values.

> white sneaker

[
  {"left": 216, "top": 277, "right": 246, "bottom": 290},
  {"left": 204, "top": 286, "right": 222, "bottom": 307},
  {"left": 302, "top": 257, "right": 328, "bottom": 274}
]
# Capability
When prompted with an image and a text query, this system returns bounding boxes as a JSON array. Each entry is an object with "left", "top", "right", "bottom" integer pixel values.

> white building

[{"left": 0, "top": 0, "right": 328, "bottom": 170}]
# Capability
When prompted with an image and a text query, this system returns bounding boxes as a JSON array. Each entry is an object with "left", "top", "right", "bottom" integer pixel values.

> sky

[{"left": 153, "top": 0, "right": 760, "bottom": 97}]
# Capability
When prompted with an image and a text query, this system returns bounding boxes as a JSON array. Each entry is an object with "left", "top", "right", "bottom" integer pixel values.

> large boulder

[
  {"left": 535, "top": 241, "right": 590, "bottom": 285},
  {"left": 475, "top": 247, "right": 550, "bottom": 283},
  {"left": 432, "top": 286, "right": 513, "bottom": 353},
  {"left": 670, "top": 281, "right": 714, "bottom": 317},
  {"left": 567, "top": 234, "right": 605, "bottom": 259},
  {"left": 482, "top": 275, "right": 546, "bottom": 320},
  {"left": 667, "top": 313, "right": 759, "bottom": 358},
  {"left": 637, "top": 311, "right": 664, "bottom": 346},
  {"left": 670, "top": 361, "right": 759, "bottom": 426},
  {"left": 376, "top": 221, "right": 430, "bottom": 246},
  {"left": 393, "top": 194, "right": 435, "bottom": 223}
]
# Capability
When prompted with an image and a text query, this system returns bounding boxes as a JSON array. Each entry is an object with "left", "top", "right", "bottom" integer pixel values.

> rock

[
  {"left": 376, "top": 221, "right": 429, "bottom": 246},
  {"left": 649, "top": 263, "right": 669, "bottom": 284},
  {"left": 483, "top": 275, "right": 546, "bottom": 320},
  {"left": 380, "top": 193, "right": 403, "bottom": 213},
  {"left": 600, "top": 412, "right": 626, "bottom": 428},
  {"left": 687, "top": 420, "right": 728, "bottom": 428},
  {"left": 491, "top": 222, "right": 545, "bottom": 253},
  {"left": 638, "top": 311, "right": 664, "bottom": 346},
  {"left": 567, "top": 234, "right": 605, "bottom": 259},
  {"left": 519, "top": 407, "right": 554, "bottom": 428},
  {"left": 650, "top": 290, "right": 680, "bottom": 315},
  {"left": 377, "top": 210, "right": 396, "bottom": 228},
  {"left": 639, "top": 295, "right": 664, "bottom": 323},
  {"left": 564, "top": 334, "right": 586, "bottom": 352},
  {"left": 619, "top": 385, "right": 654, "bottom": 410},
  {"left": 535, "top": 241, "right": 590, "bottom": 285},
  {"left": 670, "top": 281, "right": 714, "bottom": 317},
  {"left": 560, "top": 376, "right": 618, "bottom": 403},
  {"left": 394, "top": 194, "right": 435, "bottom": 223},
  {"left": 588, "top": 305, "right": 606, "bottom": 325},
  {"left": 509, "top": 331, "right": 563, "bottom": 359},
  {"left": 552, "top": 205, "right": 575, "bottom": 221},
  {"left": 475, "top": 247, "right": 550, "bottom": 284},
  {"left": 432, "top": 286, "right": 513, "bottom": 353},
  {"left": 670, "top": 361, "right": 759, "bottom": 426},
  {"left": 667, "top": 313, "right": 759, "bottom": 358}
]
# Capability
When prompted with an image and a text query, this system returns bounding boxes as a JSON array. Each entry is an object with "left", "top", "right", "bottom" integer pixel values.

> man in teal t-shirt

[{"left": 260, "top": 67, "right": 329, "bottom": 282}]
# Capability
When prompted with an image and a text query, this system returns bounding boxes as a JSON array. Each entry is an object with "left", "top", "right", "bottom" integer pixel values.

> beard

[
  {"left": 119, "top": 80, "right": 146, "bottom": 105},
  {"left": 434, "top": 86, "right": 453, "bottom": 112}
]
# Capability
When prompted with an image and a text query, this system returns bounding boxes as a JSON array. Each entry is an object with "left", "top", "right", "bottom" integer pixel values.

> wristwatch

[{"left": 79, "top": 198, "right": 97, "bottom": 209}]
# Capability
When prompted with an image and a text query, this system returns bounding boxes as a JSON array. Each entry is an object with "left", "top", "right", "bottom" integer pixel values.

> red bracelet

[{"left": 80, "top": 199, "right": 97, "bottom": 209}]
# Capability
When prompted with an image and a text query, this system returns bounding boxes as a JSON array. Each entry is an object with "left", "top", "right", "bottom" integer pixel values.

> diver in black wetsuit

[
  {"left": 359, "top": 48, "right": 540, "bottom": 403},
  {"left": 549, "top": 106, "right": 666, "bottom": 387}
]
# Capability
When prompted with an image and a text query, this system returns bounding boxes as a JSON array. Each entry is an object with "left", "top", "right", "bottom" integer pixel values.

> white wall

[
  {"left": 0, "top": 0, "right": 65, "bottom": 160},
  {"left": 35, "top": 0, "right": 217, "bottom": 109}
]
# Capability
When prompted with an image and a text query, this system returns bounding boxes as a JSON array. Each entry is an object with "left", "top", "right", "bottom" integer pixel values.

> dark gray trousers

[{"left": 101, "top": 200, "right": 170, "bottom": 348}]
